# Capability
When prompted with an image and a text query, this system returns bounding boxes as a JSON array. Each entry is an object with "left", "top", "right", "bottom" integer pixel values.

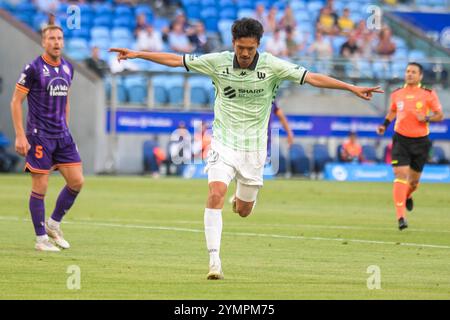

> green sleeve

[
  {"left": 183, "top": 53, "right": 220, "bottom": 76},
  {"left": 270, "top": 55, "right": 308, "bottom": 85}
]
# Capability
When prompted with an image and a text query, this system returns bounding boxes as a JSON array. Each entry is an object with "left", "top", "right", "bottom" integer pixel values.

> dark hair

[
  {"left": 407, "top": 62, "right": 423, "bottom": 74},
  {"left": 231, "top": 18, "right": 264, "bottom": 43}
]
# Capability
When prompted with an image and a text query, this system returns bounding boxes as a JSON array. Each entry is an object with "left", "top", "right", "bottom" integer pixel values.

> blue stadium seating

[
  {"left": 313, "top": 143, "right": 332, "bottom": 174},
  {"left": 189, "top": 76, "right": 210, "bottom": 105},
  {"left": 362, "top": 145, "right": 379, "bottom": 163},
  {"left": 289, "top": 144, "right": 310, "bottom": 176},
  {"left": 166, "top": 75, "right": 185, "bottom": 105},
  {"left": 431, "top": 146, "right": 448, "bottom": 164},
  {"left": 124, "top": 75, "right": 147, "bottom": 104},
  {"left": 151, "top": 75, "right": 169, "bottom": 105}
]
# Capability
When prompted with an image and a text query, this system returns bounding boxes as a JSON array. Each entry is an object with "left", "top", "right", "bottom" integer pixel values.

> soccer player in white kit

[{"left": 110, "top": 18, "right": 383, "bottom": 280}]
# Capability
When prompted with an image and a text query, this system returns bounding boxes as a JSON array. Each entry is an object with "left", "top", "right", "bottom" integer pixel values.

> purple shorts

[{"left": 25, "top": 134, "right": 82, "bottom": 174}]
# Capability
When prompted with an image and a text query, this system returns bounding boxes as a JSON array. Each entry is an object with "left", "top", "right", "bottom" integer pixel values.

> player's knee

[
  {"left": 237, "top": 207, "right": 252, "bottom": 218},
  {"left": 208, "top": 190, "right": 225, "bottom": 207},
  {"left": 68, "top": 175, "right": 84, "bottom": 192},
  {"left": 409, "top": 180, "right": 419, "bottom": 191}
]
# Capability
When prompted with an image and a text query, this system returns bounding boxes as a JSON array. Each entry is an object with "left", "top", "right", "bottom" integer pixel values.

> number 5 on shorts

[{"left": 35, "top": 145, "right": 43, "bottom": 159}]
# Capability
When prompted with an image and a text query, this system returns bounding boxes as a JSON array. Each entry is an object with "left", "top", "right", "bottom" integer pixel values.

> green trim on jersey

[{"left": 184, "top": 51, "right": 308, "bottom": 151}]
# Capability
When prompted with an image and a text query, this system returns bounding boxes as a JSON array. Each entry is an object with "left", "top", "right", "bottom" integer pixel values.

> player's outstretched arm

[
  {"left": 109, "top": 48, "right": 184, "bottom": 68},
  {"left": 304, "top": 72, "right": 384, "bottom": 101},
  {"left": 10, "top": 88, "right": 30, "bottom": 156}
]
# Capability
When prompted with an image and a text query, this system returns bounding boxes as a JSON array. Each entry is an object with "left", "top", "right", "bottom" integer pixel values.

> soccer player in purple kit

[{"left": 10, "top": 25, "right": 84, "bottom": 251}]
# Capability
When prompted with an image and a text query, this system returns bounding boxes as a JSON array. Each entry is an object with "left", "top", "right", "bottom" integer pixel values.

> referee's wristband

[{"left": 382, "top": 119, "right": 391, "bottom": 128}]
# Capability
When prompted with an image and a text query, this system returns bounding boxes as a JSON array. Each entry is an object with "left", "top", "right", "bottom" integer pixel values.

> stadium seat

[
  {"left": 166, "top": 76, "right": 185, "bottom": 105},
  {"left": 124, "top": 75, "right": 147, "bottom": 104},
  {"left": 218, "top": 0, "right": 236, "bottom": 8},
  {"left": 93, "top": 15, "right": 113, "bottom": 28},
  {"left": 408, "top": 49, "right": 426, "bottom": 62},
  {"left": 289, "top": 144, "right": 310, "bottom": 176},
  {"left": 290, "top": 1, "right": 306, "bottom": 11},
  {"left": 204, "top": 17, "right": 219, "bottom": 32},
  {"left": 201, "top": 0, "right": 217, "bottom": 7},
  {"left": 91, "top": 26, "right": 110, "bottom": 41},
  {"left": 431, "top": 146, "right": 449, "bottom": 164},
  {"left": 237, "top": 9, "right": 255, "bottom": 19},
  {"left": 151, "top": 75, "right": 169, "bottom": 105},
  {"left": 307, "top": 1, "right": 323, "bottom": 14},
  {"left": 111, "top": 28, "right": 133, "bottom": 41},
  {"left": 93, "top": 3, "right": 113, "bottom": 16},
  {"left": 185, "top": 6, "right": 202, "bottom": 20},
  {"left": 70, "top": 28, "right": 91, "bottom": 40},
  {"left": 189, "top": 76, "right": 210, "bottom": 105},
  {"left": 220, "top": 8, "right": 237, "bottom": 20},
  {"left": 362, "top": 145, "right": 379, "bottom": 163},
  {"left": 153, "top": 17, "right": 170, "bottom": 30},
  {"left": 135, "top": 4, "right": 153, "bottom": 17},
  {"left": 67, "top": 38, "right": 90, "bottom": 60},
  {"left": 32, "top": 12, "right": 48, "bottom": 31},
  {"left": 237, "top": 0, "right": 254, "bottom": 10},
  {"left": 113, "top": 16, "right": 135, "bottom": 29},
  {"left": 313, "top": 143, "right": 332, "bottom": 174}
]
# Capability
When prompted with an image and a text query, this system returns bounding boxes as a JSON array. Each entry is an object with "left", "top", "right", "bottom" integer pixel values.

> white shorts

[{"left": 205, "top": 139, "right": 266, "bottom": 202}]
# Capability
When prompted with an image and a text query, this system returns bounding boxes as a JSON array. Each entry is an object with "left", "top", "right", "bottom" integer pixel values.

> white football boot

[
  {"left": 45, "top": 222, "right": 70, "bottom": 249},
  {"left": 207, "top": 262, "right": 224, "bottom": 280},
  {"left": 35, "top": 236, "right": 60, "bottom": 252}
]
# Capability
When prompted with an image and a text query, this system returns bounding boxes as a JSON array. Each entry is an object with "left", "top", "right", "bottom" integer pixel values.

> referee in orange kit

[{"left": 377, "top": 62, "right": 444, "bottom": 230}]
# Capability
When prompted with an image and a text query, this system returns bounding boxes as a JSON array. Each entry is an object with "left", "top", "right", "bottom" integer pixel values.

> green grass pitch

[{"left": 0, "top": 174, "right": 449, "bottom": 299}]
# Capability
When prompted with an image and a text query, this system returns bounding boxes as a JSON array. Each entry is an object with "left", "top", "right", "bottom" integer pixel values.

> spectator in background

[
  {"left": 168, "top": 21, "right": 194, "bottom": 53},
  {"left": 358, "top": 31, "right": 375, "bottom": 59},
  {"left": 340, "top": 132, "right": 364, "bottom": 163},
  {"left": 265, "top": 6, "right": 278, "bottom": 34},
  {"left": 136, "top": 24, "right": 164, "bottom": 52},
  {"left": 188, "top": 21, "right": 213, "bottom": 54},
  {"left": 340, "top": 33, "right": 361, "bottom": 59},
  {"left": 324, "top": 0, "right": 339, "bottom": 24},
  {"left": 376, "top": 26, "right": 396, "bottom": 57},
  {"left": 308, "top": 31, "right": 333, "bottom": 74},
  {"left": 285, "top": 26, "right": 304, "bottom": 58},
  {"left": 134, "top": 13, "right": 149, "bottom": 35},
  {"left": 316, "top": 6, "right": 339, "bottom": 36},
  {"left": 254, "top": 3, "right": 267, "bottom": 27},
  {"left": 266, "top": 28, "right": 288, "bottom": 57},
  {"left": 278, "top": 6, "right": 296, "bottom": 31},
  {"left": 85, "top": 46, "right": 109, "bottom": 78},
  {"left": 338, "top": 8, "right": 355, "bottom": 36}
]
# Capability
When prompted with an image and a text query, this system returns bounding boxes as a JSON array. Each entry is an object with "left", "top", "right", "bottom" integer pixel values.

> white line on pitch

[{"left": 1, "top": 215, "right": 449, "bottom": 250}]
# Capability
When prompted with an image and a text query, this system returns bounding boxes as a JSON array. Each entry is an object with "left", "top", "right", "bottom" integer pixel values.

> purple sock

[
  {"left": 29, "top": 192, "right": 46, "bottom": 236},
  {"left": 51, "top": 186, "right": 79, "bottom": 222}
]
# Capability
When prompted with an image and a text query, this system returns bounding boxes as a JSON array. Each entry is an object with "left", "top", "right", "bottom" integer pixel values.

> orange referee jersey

[{"left": 390, "top": 84, "right": 442, "bottom": 138}]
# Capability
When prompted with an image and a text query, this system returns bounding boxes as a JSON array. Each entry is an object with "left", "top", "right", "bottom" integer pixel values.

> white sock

[
  {"left": 36, "top": 234, "right": 48, "bottom": 242},
  {"left": 47, "top": 217, "right": 60, "bottom": 229},
  {"left": 204, "top": 208, "right": 222, "bottom": 266}
]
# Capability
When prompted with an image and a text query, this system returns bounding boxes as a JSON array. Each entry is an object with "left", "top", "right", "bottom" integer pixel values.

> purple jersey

[{"left": 16, "top": 55, "right": 74, "bottom": 138}]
